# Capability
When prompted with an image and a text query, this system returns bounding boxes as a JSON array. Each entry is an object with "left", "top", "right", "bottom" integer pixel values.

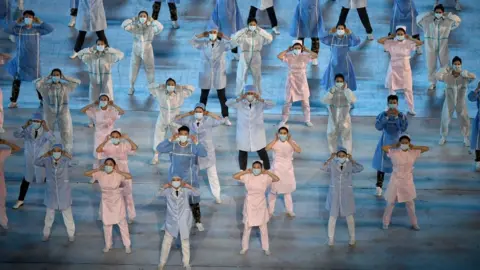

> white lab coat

[
  {"left": 231, "top": 27, "right": 273, "bottom": 96},
  {"left": 77, "top": 47, "right": 124, "bottom": 102},
  {"left": 121, "top": 17, "right": 164, "bottom": 88},
  {"left": 342, "top": 0, "right": 367, "bottom": 9},
  {"left": 417, "top": 12, "right": 461, "bottom": 85},
  {"left": 149, "top": 84, "right": 195, "bottom": 151},
  {"left": 189, "top": 35, "right": 233, "bottom": 90},
  {"left": 76, "top": 0, "right": 107, "bottom": 32},
  {"left": 322, "top": 87, "right": 357, "bottom": 154},
  {"left": 251, "top": 0, "right": 274, "bottom": 10},
  {"left": 226, "top": 98, "right": 275, "bottom": 152}
]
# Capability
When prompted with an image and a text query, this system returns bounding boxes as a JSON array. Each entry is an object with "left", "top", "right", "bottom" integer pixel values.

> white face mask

[
  {"left": 434, "top": 13, "right": 443, "bottom": 19},
  {"left": 248, "top": 25, "right": 257, "bottom": 32},
  {"left": 400, "top": 143, "right": 410, "bottom": 151},
  {"left": 179, "top": 135, "right": 188, "bottom": 143},
  {"left": 166, "top": 85, "right": 175, "bottom": 92},
  {"left": 24, "top": 17, "right": 33, "bottom": 25},
  {"left": 453, "top": 65, "right": 462, "bottom": 72},
  {"left": 52, "top": 76, "right": 60, "bottom": 83},
  {"left": 171, "top": 181, "right": 181, "bottom": 188},
  {"left": 293, "top": 49, "right": 301, "bottom": 56},
  {"left": 252, "top": 168, "right": 261, "bottom": 176},
  {"left": 278, "top": 134, "right": 288, "bottom": 142},
  {"left": 31, "top": 122, "right": 41, "bottom": 129},
  {"left": 388, "top": 104, "right": 398, "bottom": 109},
  {"left": 194, "top": 112, "right": 203, "bottom": 120},
  {"left": 336, "top": 157, "right": 347, "bottom": 164},
  {"left": 209, "top": 33, "right": 217, "bottom": 41},
  {"left": 99, "top": 100, "right": 108, "bottom": 108},
  {"left": 139, "top": 17, "right": 147, "bottom": 24},
  {"left": 111, "top": 138, "right": 120, "bottom": 145},
  {"left": 337, "top": 29, "right": 345, "bottom": 36},
  {"left": 396, "top": 35, "right": 405, "bottom": 41},
  {"left": 52, "top": 152, "right": 61, "bottom": 160},
  {"left": 335, "top": 82, "right": 344, "bottom": 88},
  {"left": 104, "top": 165, "right": 113, "bottom": 173},
  {"left": 96, "top": 45, "right": 105, "bottom": 52},
  {"left": 246, "top": 95, "right": 255, "bottom": 102}
]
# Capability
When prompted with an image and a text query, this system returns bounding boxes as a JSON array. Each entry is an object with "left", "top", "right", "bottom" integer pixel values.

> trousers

[
  {"left": 390, "top": 87, "right": 414, "bottom": 111},
  {"left": 122, "top": 180, "right": 136, "bottom": 221},
  {"left": 328, "top": 215, "right": 355, "bottom": 241},
  {"left": 327, "top": 124, "right": 352, "bottom": 154},
  {"left": 383, "top": 200, "right": 418, "bottom": 226},
  {"left": 200, "top": 88, "right": 229, "bottom": 117},
  {"left": 281, "top": 100, "right": 311, "bottom": 123},
  {"left": 43, "top": 207, "right": 75, "bottom": 237},
  {"left": 440, "top": 95, "right": 470, "bottom": 138},
  {"left": 238, "top": 148, "right": 271, "bottom": 171},
  {"left": 0, "top": 177, "right": 6, "bottom": 228},
  {"left": 103, "top": 218, "right": 131, "bottom": 248},
  {"left": 159, "top": 231, "right": 190, "bottom": 267},
  {"left": 337, "top": 7, "right": 373, "bottom": 34},
  {"left": 10, "top": 79, "right": 43, "bottom": 103},
  {"left": 44, "top": 111, "right": 74, "bottom": 153},
  {"left": 129, "top": 48, "right": 155, "bottom": 89},
  {"left": 376, "top": 171, "right": 385, "bottom": 188},
  {"left": 298, "top": 37, "right": 320, "bottom": 54},
  {"left": 17, "top": 178, "right": 30, "bottom": 201},
  {"left": 248, "top": 6, "right": 278, "bottom": 28},
  {"left": 268, "top": 192, "right": 293, "bottom": 214},
  {"left": 74, "top": 30, "right": 109, "bottom": 52},
  {"left": 190, "top": 203, "right": 201, "bottom": 223},
  {"left": 152, "top": 2, "right": 178, "bottom": 21},
  {"left": 206, "top": 165, "right": 221, "bottom": 200},
  {"left": 476, "top": 150, "right": 480, "bottom": 162},
  {"left": 242, "top": 224, "right": 269, "bottom": 251}
]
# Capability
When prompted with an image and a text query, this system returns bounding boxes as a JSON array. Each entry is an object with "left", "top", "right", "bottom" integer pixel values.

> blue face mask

[
  {"left": 104, "top": 165, "right": 113, "bottom": 173},
  {"left": 52, "top": 152, "right": 61, "bottom": 159},
  {"left": 51, "top": 76, "right": 60, "bottom": 83},
  {"left": 31, "top": 122, "right": 41, "bottom": 129},
  {"left": 388, "top": 104, "right": 397, "bottom": 109},
  {"left": 279, "top": 134, "right": 288, "bottom": 142},
  {"left": 111, "top": 138, "right": 120, "bottom": 145},
  {"left": 252, "top": 168, "right": 261, "bottom": 176},
  {"left": 99, "top": 101, "right": 108, "bottom": 108},
  {"left": 24, "top": 18, "right": 33, "bottom": 25}
]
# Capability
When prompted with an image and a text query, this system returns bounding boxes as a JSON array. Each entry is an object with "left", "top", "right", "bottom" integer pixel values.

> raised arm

[
  {"left": 115, "top": 168, "right": 132, "bottom": 180},
  {"left": 446, "top": 12, "right": 461, "bottom": 31},
  {"left": 109, "top": 101, "right": 125, "bottom": 115},
  {"left": 80, "top": 102, "right": 97, "bottom": 114},
  {"left": 287, "top": 137, "right": 302, "bottom": 153},
  {"left": 233, "top": 169, "right": 251, "bottom": 180},
  {"left": 84, "top": 167, "right": 102, "bottom": 177},
  {"left": 190, "top": 32, "right": 208, "bottom": 49},
  {"left": 104, "top": 47, "right": 125, "bottom": 63},
  {"left": 33, "top": 20, "right": 54, "bottom": 35},
  {"left": 231, "top": 28, "right": 248, "bottom": 46},
  {"left": 156, "top": 136, "right": 176, "bottom": 154},
  {"left": 77, "top": 47, "right": 94, "bottom": 63},
  {"left": 348, "top": 155, "right": 364, "bottom": 174},
  {"left": 152, "top": 20, "right": 164, "bottom": 35},
  {"left": 411, "top": 144, "right": 429, "bottom": 153},
  {"left": 61, "top": 75, "right": 81, "bottom": 91},
  {"left": 377, "top": 34, "right": 395, "bottom": 45},
  {"left": 0, "top": 139, "right": 21, "bottom": 154},
  {"left": 416, "top": 11, "right": 433, "bottom": 30},
  {"left": 263, "top": 170, "right": 280, "bottom": 182},
  {"left": 96, "top": 135, "right": 110, "bottom": 153},
  {"left": 468, "top": 87, "right": 480, "bottom": 102},
  {"left": 277, "top": 47, "right": 290, "bottom": 61},
  {"left": 382, "top": 143, "right": 398, "bottom": 153},
  {"left": 179, "top": 85, "right": 195, "bottom": 99},
  {"left": 435, "top": 66, "right": 450, "bottom": 82},
  {"left": 121, "top": 18, "right": 135, "bottom": 33},
  {"left": 122, "top": 134, "right": 138, "bottom": 151},
  {"left": 3, "top": 21, "right": 22, "bottom": 35},
  {"left": 322, "top": 153, "right": 336, "bottom": 172},
  {"left": 258, "top": 28, "right": 273, "bottom": 45},
  {"left": 265, "top": 135, "right": 278, "bottom": 151}
]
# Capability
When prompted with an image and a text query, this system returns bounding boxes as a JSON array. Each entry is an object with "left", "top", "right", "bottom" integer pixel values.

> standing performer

[
  {"left": 68, "top": 0, "right": 79, "bottom": 27},
  {"left": 265, "top": 127, "right": 301, "bottom": 217},
  {"left": 231, "top": 18, "right": 273, "bottom": 96},
  {"left": 381, "top": 134, "right": 429, "bottom": 230},
  {"left": 436, "top": 56, "right": 475, "bottom": 147},
  {"left": 226, "top": 85, "right": 275, "bottom": 171},
  {"left": 434, "top": 0, "right": 461, "bottom": 11},
  {"left": 377, "top": 26, "right": 423, "bottom": 116},
  {"left": 210, "top": 0, "right": 244, "bottom": 58},
  {"left": 70, "top": 0, "right": 109, "bottom": 59},
  {"left": 35, "top": 69, "right": 81, "bottom": 154},
  {"left": 77, "top": 40, "right": 124, "bottom": 103},
  {"left": 149, "top": 78, "right": 194, "bottom": 165},
  {"left": 175, "top": 103, "right": 223, "bottom": 203},
  {"left": 151, "top": 0, "right": 180, "bottom": 29},
  {"left": 0, "top": 139, "right": 21, "bottom": 230},
  {"left": 372, "top": 95, "right": 408, "bottom": 197},
  {"left": 36, "top": 144, "right": 75, "bottom": 242},
  {"left": 0, "top": 53, "right": 10, "bottom": 133},
  {"left": 85, "top": 159, "right": 133, "bottom": 253},
  {"left": 156, "top": 127, "right": 208, "bottom": 231},
  {"left": 390, "top": 0, "right": 422, "bottom": 54},
  {"left": 321, "top": 24, "right": 361, "bottom": 91},
  {"left": 289, "top": 0, "right": 325, "bottom": 66},
  {"left": 322, "top": 147, "right": 363, "bottom": 246},
  {"left": 190, "top": 25, "right": 233, "bottom": 125},
  {"left": 233, "top": 161, "right": 280, "bottom": 255},
  {"left": 157, "top": 177, "right": 200, "bottom": 270},
  {"left": 121, "top": 11, "right": 164, "bottom": 95},
  {"left": 4, "top": 10, "right": 54, "bottom": 108},
  {"left": 417, "top": 4, "right": 461, "bottom": 92},
  {"left": 277, "top": 40, "right": 316, "bottom": 127},
  {"left": 96, "top": 130, "right": 138, "bottom": 223},
  {"left": 337, "top": 0, "right": 374, "bottom": 40},
  {"left": 12, "top": 113, "right": 55, "bottom": 209},
  {"left": 468, "top": 83, "right": 480, "bottom": 171},
  {"left": 322, "top": 74, "right": 356, "bottom": 155},
  {"left": 248, "top": 0, "right": 280, "bottom": 35}
]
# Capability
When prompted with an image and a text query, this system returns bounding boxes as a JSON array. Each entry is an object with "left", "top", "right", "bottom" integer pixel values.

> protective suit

[
  {"left": 322, "top": 86, "right": 357, "bottom": 154},
  {"left": 417, "top": 11, "right": 461, "bottom": 86},
  {"left": 320, "top": 33, "right": 361, "bottom": 91},
  {"left": 121, "top": 17, "right": 163, "bottom": 92},
  {"left": 77, "top": 47, "right": 124, "bottom": 102},
  {"left": 231, "top": 27, "right": 273, "bottom": 96},
  {"left": 149, "top": 83, "right": 194, "bottom": 151},
  {"left": 468, "top": 91, "right": 480, "bottom": 152},
  {"left": 436, "top": 67, "right": 475, "bottom": 139},
  {"left": 342, "top": 0, "right": 367, "bottom": 8},
  {"left": 35, "top": 75, "right": 81, "bottom": 153},
  {"left": 76, "top": 0, "right": 107, "bottom": 32},
  {"left": 210, "top": 0, "right": 243, "bottom": 36},
  {"left": 390, "top": 0, "right": 420, "bottom": 36},
  {"left": 289, "top": 0, "right": 325, "bottom": 38}
]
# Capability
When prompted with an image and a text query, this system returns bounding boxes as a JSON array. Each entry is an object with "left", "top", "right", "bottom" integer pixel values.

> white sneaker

[
  {"left": 383, "top": 224, "right": 389, "bottom": 230},
  {"left": 12, "top": 200, "right": 24, "bottom": 209},
  {"left": 69, "top": 236, "right": 75, "bottom": 242},
  {"left": 305, "top": 121, "right": 313, "bottom": 127},
  {"left": 215, "top": 197, "right": 222, "bottom": 204},
  {"left": 264, "top": 250, "right": 271, "bottom": 256},
  {"left": 0, "top": 127, "right": 4, "bottom": 133},
  {"left": 438, "top": 136, "right": 446, "bottom": 145},
  {"left": 239, "top": 249, "right": 247, "bottom": 255},
  {"left": 42, "top": 234, "right": 50, "bottom": 242},
  {"left": 328, "top": 238, "right": 334, "bottom": 246},
  {"left": 311, "top": 59, "right": 318, "bottom": 66},
  {"left": 455, "top": 2, "right": 462, "bottom": 11},
  {"left": 68, "top": 16, "right": 76, "bottom": 27},
  {"left": 464, "top": 137, "right": 471, "bottom": 147},
  {"left": 128, "top": 219, "right": 134, "bottom": 224},
  {"left": 128, "top": 87, "right": 135, "bottom": 95},
  {"left": 184, "top": 265, "right": 191, "bottom": 270},
  {"left": 151, "top": 155, "right": 159, "bottom": 165},
  {"left": 286, "top": 212, "right": 296, "bottom": 218},
  {"left": 375, "top": 187, "right": 382, "bottom": 197},
  {"left": 407, "top": 110, "right": 416, "bottom": 116},
  {"left": 411, "top": 224, "right": 420, "bottom": 231},
  {"left": 233, "top": 53, "right": 240, "bottom": 61},
  {"left": 223, "top": 117, "right": 232, "bottom": 126},
  {"left": 70, "top": 51, "right": 78, "bottom": 59},
  {"left": 9, "top": 35, "right": 15, "bottom": 42},
  {"left": 475, "top": 161, "right": 480, "bottom": 171},
  {"left": 103, "top": 246, "right": 110, "bottom": 253},
  {"left": 271, "top": 26, "right": 280, "bottom": 35},
  {"left": 8, "top": 102, "right": 17, "bottom": 108},
  {"left": 172, "top": 21, "right": 179, "bottom": 29},
  {"left": 158, "top": 264, "right": 165, "bottom": 270},
  {"left": 428, "top": 84, "right": 436, "bottom": 91},
  {"left": 367, "top": 34, "right": 374, "bottom": 40},
  {"left": 0, "top": 222, "right": 8, "bottom": 230},
  {"left": 348, "top": 239, "right": 356, "bottom": 246},
  {"left": 196, "top": 222, "right": 205, "bottom": 231},
  {"left": 125, "top": 246, "right": 132, "bottom": 254},
  {"left": 415, "top": 46, "right": 423, "bottom": 55}
]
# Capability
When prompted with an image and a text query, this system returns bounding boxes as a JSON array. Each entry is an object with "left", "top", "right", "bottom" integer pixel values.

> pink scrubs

[
  {"left": 384, "top": 39, "right": 416, "bottom": 111},
  {"left": 0, "top": 89, "right": 4, "bottom": 132},
  {"left": 93, "top": 171, "right": 131, "bottom": 249},
  {"left": 86, "top": 107, "right": 121, "bottom": 158},
  {"left": 281, "top": 53, "right": 312, "bottom": 123},
  {"left": 0, "top": 148, "right": 12, "bottom": 228},
  {"left": 102, "top": 142, "right": 136, "bottom": 221},
  {"left": 239, "top": 173, "right": 273, "bottom": 251},
  {"left": 268, "top": 140, "right": 296, "bottom": 214}
]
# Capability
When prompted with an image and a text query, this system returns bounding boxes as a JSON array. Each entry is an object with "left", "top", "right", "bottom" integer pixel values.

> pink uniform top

[
  {"left": 86, "top": 106, "right": 121, "bottom": 158},
  {"left": 283, "top": 53, "right": 312, "bottom": 102},
  {"left": 0, "top": 148, "right": 12, "bottom": 200},
  {"left": 385, "top": 148, "right": 422, "bottom": 203},
  {"left": 102, "top": 142, "right": 135, "bottom": 173},
  {"left": 271, "top": 140, "right": 296, "bottom": 194},
  {"left": 0, "top": 89, "right": 3, "bottom": 129},
  {"left": 93, "top": 171, "right": 128, "bottom": 225},
  {"left": 384, "top": 39, "right": 416, "bottom": 91},
  {"left": 239, "top": 173, "right": 273, "bottom": 227}
]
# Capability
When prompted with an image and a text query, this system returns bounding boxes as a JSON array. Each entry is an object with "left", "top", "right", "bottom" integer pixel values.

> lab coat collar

[{"left": 171, "top": 188, "right": 183, "bottom": 197}]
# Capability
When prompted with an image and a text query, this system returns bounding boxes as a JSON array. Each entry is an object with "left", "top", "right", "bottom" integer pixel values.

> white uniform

[
  {"left": 121, "top": 17, "right": 164, "bottom": 90},
  {"left": 251, "top": 0, "right": 274, "bottom": 10},
  {"left": 77, "top": 47, "right": 124, "bottom": 102},
  {"left": 342, "top": 0, "right": 367, "bottom": 9},
  {"left": 231, "top": 27, "right": 273, "bottom": 96},
  {"left": 149, "top": 84, "right": 195, "bottom": 151},
  {"left": 322, "top": 86, "right": 357, "bottom": 154},
  {"left": 417, "top": 12, "right": 461, "bottom": 85}
]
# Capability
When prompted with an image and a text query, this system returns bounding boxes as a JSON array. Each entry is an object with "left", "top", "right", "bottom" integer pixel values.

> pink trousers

[
  {"left": 242, "top": 224, "right": 269, "bottom": 251},
  {"left": 0, "top": 178, "right": 7, "bottom": 227},
  {"left": 390, "top": 88, "right": 414, "bottom": 111},
  {"left": 103, "top": 218, "right": 131, "bottom": 248},
  {"left": 268, "top": 192, "right": 293, "bottom": 214},
  {"left": 0, "top": 89, "right": 4, "bottom": 131},
  {"left": 281, "top": 100, "right": 311, "bottom": 122},
  {"left": 122, "top": 180, "right": 136, "bottom": 220},
  {"left": 382, "top": 200, "right": 418, "bottom": 226}
]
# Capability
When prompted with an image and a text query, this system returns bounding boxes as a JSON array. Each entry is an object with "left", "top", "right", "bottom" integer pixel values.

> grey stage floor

[{"left": 1, "top": 0, "right": 480, "bottom": 269}]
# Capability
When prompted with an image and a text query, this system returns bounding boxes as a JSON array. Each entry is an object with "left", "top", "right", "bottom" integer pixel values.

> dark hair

[
  {"left": 138, "top": 10, "right": 148, "bottom": 17},
  {"left": 387, "top": 95, "right": 399, "bottom": 102},
  {"left": 99, "top": 94, "right": 110, "bottom": 101},
  {"left": 334, "top": 73, "right": 345, "bottom": 81},
  {"left": 252, "top": 161, "right": 263, "bottom": 168},
  {"left": 104, "top": 158, "right": 117, "bottom": 166},
  {"left": 337, "top": 149, "right": 347, "bottom": 155},
  {"left": 50, "top": 68, "right": 62, "bottom": 76},
  {"left": 166, "top": 77, "right": 176, "bottom": 85},
  {"left": 336, "top": 23, "right": 346, "bottom": 29},
  {"left": 434, "top": 4, "right": 445, "bottom": 12},
  {"left": 395, "top": 28, "right": 406, "bottom": 34},
  {"left": 23, "top": 10, "right": 35, "bottom": 17},
  {"left": 452, "top": 56, "right": 462, "bottom": 64},
  {"left": 111, "top": 130, "right": 121, "bottom": 136},
  {"left": 399, "top": 135, "right": 411, "bottom": 142},
  {"left": 178, "top": 126, "right": 190, "bottom": 133},
  {"left": 278, "top": 126, "right": 289, "bottom": 133},
  {"left": 247, "top": 17, "right": 257, "bottom": 25},
  {"left": 96, "top": 38, "right": 108, "bottom": 47},
  {"left": 292, "top": 42, "right": 303, "bottom": 48}
]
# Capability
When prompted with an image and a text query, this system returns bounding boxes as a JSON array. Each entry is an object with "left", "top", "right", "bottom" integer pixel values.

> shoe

[
  {"left": 172, "top": 21, "right": 179, "bottom": 29},
  {"left": 70, "top": 51, "right": 78, "bottom": 59},
  {"left": 411, "top": 224, "right": 420, "bottom": 231},
  {"left": 305, "top": 121, "right": 313, "bottom": 127},
  {"left": 311, "top": 59, "right": 318, "bottom": 66},
  {"left": 475, "top": 161, "right": 480, "bottom": 172},
  {"left": 39, "top": 102, "right": 43, "bottom": 108},
  {"left": 428, "top": 84, "right": 436, "bottom": 92},
  {"left": 196, "top": 222, "right": 205, "bottom": 232},
  {"left": 12, "top": 200, "right": 24, "bottom": 209},
  {"left": 367, "top": 33, "right": 374, "bottom": 40},
  {"left": 233, "top": 53, "right": 239, "bottom": 61},
  {"left": 455, "top": 2, "right": 462, "bottom": 11},
  {"left": 184, "top": 266, "right": 191, "bottom": 270},
  {"left": 103, "top": 246, "right": 110, "bottom": 253},
  {"left": 328, "top": 238, "right": 334, "bottom": 246},
  {"left": 271, "top": 26, "right": 280, "bottom": 35},
  {"left": 128, "top": 87, "right": 135, "bottom": 95},
  {"left": 464, "top": 137, "right": 471, "bottom": 147},
  {"left": 376, "top": 187, "right": 382, "bottom": 197},
  {"left": 151, "top": 155, "right": 159, "bottom": 165},
  {"left": 9, "top": 35, "right": 15, "bottom": 42},
  {"left": 264, "top": 250, "right": 271, "bottom": 256},
  {"left": 0, "top": 222, "right": 7, "bottom": 230},
  {"left": 223, "top": 117, "right": 232, "bottom": 126},
  {"left": 68, "top": 16, "right": 76, "bottom": 27},
  {"left": 240, "top": 249, "right": 247, "bottom": 255},
  {"left": 407, "top": 110, "right": 416, "bottom": 116},
  {"left": 215, "top": 197, "right": 222, "bottom": 204},
  {"left": 415, "top": 46, "right": 423, "bottom": 55},
  {"left": 128, "top": 219, "right": 134, "bottom": 224},
  {"left": 87, "top": 121, "right": 94, "bottom": 128},
  {"left": 8, "top": 102, "right": 17, "bottom": 108},
  {"left": 438, "top": 136, "right": 446, "bottom": 145},
  {"left": 125, "top": 246, "right": 132, "bottom": 254},
  {"left": 383, "top": 224, "right": 389, "bottom": 230},
  {"left": 0, "top": 127, "right": 5, "bottom": 133},
  {"left": 89, "top": 178, "right": 96, "bottom": 184},
  {"left": 350, "top": 103, "right": 355, "bottom": 110},
  {"left": 286, "top": 212, "right": 296, "bottom": 218},
  {"left": 348, "top": 239, "right": 356, "bottom": 246},
  {"left": 69, "top": 236, "right": 75, "bottom": 242},
  {"left": 158, "top": 264, "right": 165, "bottom": 270},
  {"left": 278, "top": 121, "right": 287, "bottom": 127},
  {"left": 42, "top": 234, "right": 50, "bottom": 242}
]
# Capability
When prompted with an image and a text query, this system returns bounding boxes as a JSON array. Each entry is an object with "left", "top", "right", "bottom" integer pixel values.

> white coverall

[
  {"left": 121, "top": 17, "right": 164, "bottom": 90},
  {"left": 149, "top": 83, "right": 195, "bottom": 151},
  {"left": 231, "top": 27, "right": 273, "bottom": 96},
  {"left": 436, "top": 67, "right": 475, "bottom": 138},
  {"left": 417, "top": 11, "right": 461, "bottom": 86},
  {"left": 322, "top": 86, "right": 357, "bottom": 154},
  {"left": 77, "top": 47, "right": 124, "bottom": 102},
  {"left": 35, "top": 76, "right": 81, "bottom": 154}
]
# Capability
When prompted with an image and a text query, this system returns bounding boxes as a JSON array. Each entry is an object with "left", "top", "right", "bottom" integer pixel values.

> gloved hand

[
  {"left": 329, "top": 87, "right": 336, "bottom": 94},
  {"left": 461, "top": 70, "right": 469, "bottom": 78}
]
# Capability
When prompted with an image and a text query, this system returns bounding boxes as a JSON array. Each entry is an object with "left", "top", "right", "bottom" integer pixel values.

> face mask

[
  {"left": 52, "top": 152, "right": 61, "bottom": 159},
  {"left": 278, "top": 134, "right": 288, "bottom": 142},
  {"left": 434, "top": 13, "right": 443, "bottom": 19},
  {"left": 179, "top": 135, "right": 188, "bottom": 143},
  {"left": 337, "top": 157, "right": 347, "bottom": 164},
  {"left": 248, "top": 25, "right": 256, "bottom": 32},
  {"left": 388, "top": 104, "right": 398, "bottom": 109},
  {"left": 171, "top": 181, "right": 181, "bottom": 188},
  {"left": 24, "top": 18, "right": 32, "bottom": 25},
  {"left": 246, "top": 95, "right": 255, "bottom": 102},
  {"left": 194, "top": 113, "right": 203, "bottom": 120},
  {"left": 453, "top": 65, "right": 462, "bottom": 72},
  {"left": 111, "top": 138, "right": 120, "bottom": 145},
  {"left": 335, "top": 82, "right": 344, "bottom": 88},
  {"left": 104, "top": 165, "right": 113, "bottom": 173},
  {"left": 337, "top": 29, "right": 345, "bottom": 36},
  {"left": 166, "top": 85, "right": 175, "bottom": 92},
  {"left": 52, "top": 76, "right": 60, "bottom": 83},
  {"left": 252, "top": 168, "right": 261, "bottom": 176},
  {"left": 99, "top": 101, "right": 108, "bottom": 108},
  {"left": 139, "top": 17, "right": 147, "bottom": 24},
  {"left": 96, "top": 45, "right": 105, "bottom": 52},
  {"left": 209, "top": 33, "right": 217, "bottom": 41},
  {"left": 396, "top": 35, "right": 405, "bottom": 41},
  {"left": 31, "top": 122, "right": 41, "bottom": 129},
  {"left": 400, "top": 144, "right": 410, "bottom": 151},
  {"left": 293, "top": 49, "right": 301, "bottom": 56}
]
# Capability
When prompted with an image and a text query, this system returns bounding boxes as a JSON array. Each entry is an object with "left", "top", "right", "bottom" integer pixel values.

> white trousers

[
  {"left": 44, "top": 111, "right": 74, "bottom": 153},
  {"left": 159, "top": 231, "right": 190, "bottom": 267},
  {"left": 327, "top": 124, "right": 352, "bottom": 154},
  {"left": 129, "top": 47, "right": 155, "bottom": 88},
  {"left": 440, "top": 92, "right": 470, "bottom": 138},
  {"left": 327, "top": 215, "right": 355, "bottom": 241},
  {"left": 43, "top": 207, "right": 75, "bottom": 237},
  {"left": 206, "top": 165, "right": 221, "bottom": 199}
]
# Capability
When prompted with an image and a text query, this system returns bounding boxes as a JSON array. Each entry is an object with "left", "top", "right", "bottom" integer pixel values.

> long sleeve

[
  {"left": 179, "top": 85, "right": 195, "bottom": 99},
  {"left": 121, "top": 18, "right": 135, "bottom": 33},
  {"left": 447, "top": 12, "right": 461, "bottom": 30},
  {"left": 345, "top": 89, "right": 357, "bottom": 104},
  {"left": 416, "top": 12, "right": 432, "bottom": 30},
  {"left": 397, "top": 113, "right": 408, "bottom": 132},
  {"left": 348, "top": 33, "right": 361, "bottom": 47},
  {"left": 34, "top": 156, "right": 47, "bottom": 167},
  {"left": 435, "top": 67, "right": 449, "bottom": 81},
  {"left": 321, "top": 162, "right": 332, "bottom": 173},
  {"left": 322, "top": 92, "right": 334, "bottom": 105},
  {"left": 156, "top": 139, "right": 174, "bottom": 154},
  {"left": 3, "top": 22, "right": 22, "bottom": 35},
  {"left": 226, "top": 98, "right": 241, "bottom": 108},
  {"left": 158, "top": 188, "right": 170, "bottom": 197},
  {"left": 468, "top": 91, "right": 480, "bottom": 102},
  {"left": 77, "top": 48, "right": 93, "bottom": 63},
  {"left": 262, "top": 99, "right": 275, "bottom": 110},
  {"left": 462, "top": 70, "right": 476, "bottom": 83},
  {"left": 187, "top": 188, "right": 201, "bottom": 197},
  {"left": 231, "top": 28, "right": 248, "bottom": 47},
  {"left": 375, "top": 112, "right": 389, "bottom": 131},
  {"left": 351, "top": 162, "right": 364, "bottom": 174},
  {"left": 206, "top": 116, "right": 222, "bottom": 128},
  {"left": 105, "top": 48, "right": 124, "bottom": 64},
  {"left": 152, "top": 20, "right": 164, "bottom": 35},
  {"left": 193, "top": 143, "right": 208, "bottom": 158},
  {"left": 320, "top": 34, "right": 335, "bottom": 46},
  {"left": 62, "top": 76, "right": 81, "bottom": 92},
  {"left": 189, "top": 35, "right": 205, "bottom": 50},
  {"left": 13, "top": 127, "right": 27, "bottom": 138},
  {"left": 35, "top": 22, "right": 54, "bottom": 35},
  {"left": 222, "top": 39, "right": 234, "bottom": 51},
  {"left": 258, "top": 28, "right": 273, "bottom": 45},
  {"left": 34, "top": 77, "right": 51, "bottom": 96}
]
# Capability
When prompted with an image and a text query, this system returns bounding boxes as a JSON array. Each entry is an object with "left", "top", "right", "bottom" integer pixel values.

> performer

[
  {"left": 151, "top": 0, "right": 180, "bottom": 29},
  {"left": 68, "top": 0, "right": 79, "bottom": 27},
  {"left": 248, "top": 0, "right": 280, "bottom": 35},
  {"left": 0, "top": 139, "right": 21, "bottom": 230},
  {"left": 390, "top": 0, "right": 422, "bottom": 54},
  {"left": 468, "top": 83, "right": 480, "bottom": 171},
  {"left": 434, "top": 0, "right": 461, "bottom": 11},
  {"left": 0, "top": 53, "right": 11, "bottom": 133},
  {"left": 210, "top": 0, "right": 243, "bottom": 57},
  {"left": 337, "top": 0, "right": 374, "bottom": 40},
  {"left": 233, "top": 161, "right": 280, "bottom": 255}
]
